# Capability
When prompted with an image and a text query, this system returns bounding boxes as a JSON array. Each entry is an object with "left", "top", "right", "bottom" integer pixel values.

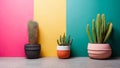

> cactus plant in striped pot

[
  {"left": 57, "top": 33, "right": 73, "bottom": 59},
  {"left": 24, "top": 20, "right": 41, "bottom": 59},
  {"left": 86, "top": 14, "right": 113, "bottom": 59}
]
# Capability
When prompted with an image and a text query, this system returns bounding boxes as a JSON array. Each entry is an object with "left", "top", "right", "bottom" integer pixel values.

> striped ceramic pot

[
  {"left": 57, "top": 45, "right": 70, "bottom": 59},
  {"left": 88, "top": 43, "right": 112, "bottom": 59}
]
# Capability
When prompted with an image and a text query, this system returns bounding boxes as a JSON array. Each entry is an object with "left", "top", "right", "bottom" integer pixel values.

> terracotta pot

[
  {"left": 88, "top": 43, "right": 112, "bottom": 59},
  {"left": 57, "top": 45, "right": 70, "bottom": 59}
]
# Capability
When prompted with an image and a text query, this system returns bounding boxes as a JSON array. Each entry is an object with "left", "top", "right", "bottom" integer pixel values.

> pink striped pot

[{"left": 88, "top": 43, "right": 112, "bottom": 59}]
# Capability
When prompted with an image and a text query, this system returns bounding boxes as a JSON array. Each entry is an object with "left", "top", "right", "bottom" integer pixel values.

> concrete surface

[{"left": 0, "top": 57, "right": 120, "bottom": 68}]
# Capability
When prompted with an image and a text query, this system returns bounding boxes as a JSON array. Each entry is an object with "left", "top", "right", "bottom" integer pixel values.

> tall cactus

[
  {"left": 57, "top": 33, "right": 73, "bottom": 46},
  {"left": 28, "top": 20, "right": 39, "bottom": 44},
  {"left": 86, "top": 14, "right": 113, "bottom": 43}
]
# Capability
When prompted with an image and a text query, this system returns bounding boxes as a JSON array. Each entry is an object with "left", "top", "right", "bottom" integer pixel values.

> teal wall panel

[{"left": 67, "top": 0, "right": 120, "bottom": 57}]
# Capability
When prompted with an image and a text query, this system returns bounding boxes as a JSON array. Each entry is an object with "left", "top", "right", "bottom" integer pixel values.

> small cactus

[
  {"left": 86, "top": 14, "right": 113, "bottom": 43},
  {"left": 57, "top": 33, "right": 73, "bottom": 46},
  {"left": 28, "top": 20, "right": 39, "bottom": 44}
]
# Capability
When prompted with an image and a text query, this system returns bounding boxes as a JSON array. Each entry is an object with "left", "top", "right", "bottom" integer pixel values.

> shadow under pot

[
  {"left": 57, "top": 45, "right": 70, "bottom": 59},
  {"left": 88, "top": 43, "right": 112, "bottom": 59},
  {"left": 24, "top": 44, "right": 41, "bottom": 59}
]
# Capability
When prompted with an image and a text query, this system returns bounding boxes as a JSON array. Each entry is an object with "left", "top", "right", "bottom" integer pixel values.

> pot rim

[
  {"left": 57, "top": 45, "right": 70, "bottom": 50},
  {"left": 88, "top": 43, "right": 109, "bottom": 45},
  {"left": 88, "top": 43, "right": 112, "bottom": 50}
]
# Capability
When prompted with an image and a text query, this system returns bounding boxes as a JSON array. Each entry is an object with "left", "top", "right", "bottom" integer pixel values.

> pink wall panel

[{"left": 0, "top": 0, "right": 33, "bottom": 57}]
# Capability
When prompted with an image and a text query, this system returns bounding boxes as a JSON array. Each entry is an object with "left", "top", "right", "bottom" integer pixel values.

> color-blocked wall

[
  {"left": 0, "top": 0, "right": 33, "bottom": 57},
  {"left": 67, "top": 0, "right": 120, "bottom": 57},
  {"left": 0, "top": 0, "right": 120, "bottom": 57},
  {"left": 34, "top": 0, "right": 66, "bottom": 57}
]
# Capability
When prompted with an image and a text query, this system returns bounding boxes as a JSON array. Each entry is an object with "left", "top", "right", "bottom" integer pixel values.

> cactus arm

[
  {"left": 99, "top": 20, "right": 103, "bottom": 43},
  {"left": 96, "top": 14, "right": 101, "bottom": 43},
  {"left": 57, "top": 40, "right": 60, "bottom": 45},
  {"left": 102, "top": 14, "right": 106, "bottom": 33},
  {"left": 69, "top": 39, "right": 73, "bottom": 45},
  {"left": 92, "top": 19, "right": 97, "bottom": 43},
  {"left": 60, "top": 35, "right": 62, "bottom": 44},
  {"left": 63, "top": 33, "right": 66, "bottom": 45},
  {"left": 67, "top": 35, "right": 70, "bottom": 45},
  {"left": 103, "top": 22, "right": 112, "bottom": 43},
  {"left": 101, "top": 14, "right": 106, "bottom": 43},
  {"left": 99, "top": 24, "right": 103, "bottom": 43},
  {"left": 101, "top": 15, "right": 104, "bottom": 43},
  {"left": 64, "top": 34, "right": 66, "bottom": 45},
  {"left": 86, "top": 24, "right": 93, "bottom": 43}
]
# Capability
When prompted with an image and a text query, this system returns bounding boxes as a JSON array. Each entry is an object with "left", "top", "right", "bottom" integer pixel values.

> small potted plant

[
  {"left": 57, "top": 33, "right": 73, "bottom": 59},
  {"left": 24, "top": 20, "right": 41, "bottom": 59},
  {"left": 86, "top": 14, "right": 113, "bottom": 59}
]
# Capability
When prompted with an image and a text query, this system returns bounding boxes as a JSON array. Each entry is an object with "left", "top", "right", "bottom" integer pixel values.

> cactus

[
  {"left": 57, "top": 33, "right": 73, "bottom": 46},
  {"left": 28, "top": 20, "right": 39, "bottom": 44},
  {"left": 86, "top": 14, "right": 113, "bottom": 43}
]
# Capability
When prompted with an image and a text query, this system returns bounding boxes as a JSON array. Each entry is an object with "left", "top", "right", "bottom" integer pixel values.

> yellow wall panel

[{"left": 34, "top": 0, "right": 66, "bottom": 57}]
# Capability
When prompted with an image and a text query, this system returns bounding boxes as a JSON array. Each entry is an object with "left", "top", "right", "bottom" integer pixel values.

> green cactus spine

[
  {"left": 28, "top": 20, "right": 39, "bottom": 44},
  {"left": 57, "top": 33, "right": 73, "bottom": 46},
  {"left": 86, "top": 14, "right": 113, "bottom": 43}
]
